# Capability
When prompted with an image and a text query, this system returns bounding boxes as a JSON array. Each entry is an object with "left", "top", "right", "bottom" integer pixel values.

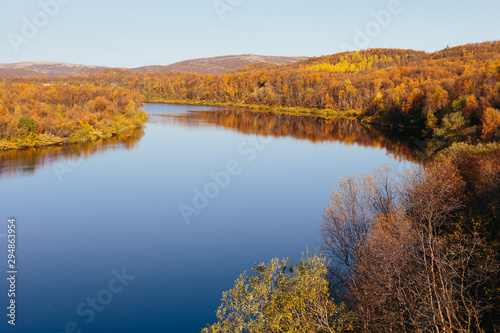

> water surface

[{"left": 0, "top": 103, "right": 414, "bottom": 333}]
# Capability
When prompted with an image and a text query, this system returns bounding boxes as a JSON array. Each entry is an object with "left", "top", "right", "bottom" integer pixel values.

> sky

[{"left": 1, "top": 0, "right": 499, "bottom": 68}]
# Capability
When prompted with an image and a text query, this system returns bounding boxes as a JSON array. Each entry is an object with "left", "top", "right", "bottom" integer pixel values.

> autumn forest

[{"left": 0, "top": 84, "right": 146, "bottom": 150}]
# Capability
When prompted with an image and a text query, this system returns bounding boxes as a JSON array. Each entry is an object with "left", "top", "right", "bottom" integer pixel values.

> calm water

[{"left": 0, "top": 104, "right": 414, "bottom": 333}]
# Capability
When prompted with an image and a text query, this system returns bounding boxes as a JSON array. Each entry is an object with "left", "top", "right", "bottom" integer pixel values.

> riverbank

[
  {"left": 0, "top": 84, "right": 148, "bottom": 152},
  {"left": 148, "top": 99, "right": 500, "bottom": 158},
  {"left": 0, "top": 119, "right": 147, "bottom": 152},
  {"left": 146, "top": 98, "right": 361, "bottom": 119}
]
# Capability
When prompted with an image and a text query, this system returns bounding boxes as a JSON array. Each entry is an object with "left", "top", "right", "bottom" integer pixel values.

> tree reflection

[
  {"left": 1, "top": 107, "right": 423, "bottom": 179},
  {"left": 154, "top": 109, "right": 421, "bottom": 162},
  {"left": 0, "top": 129, "right": 144, "bottom": 178}
]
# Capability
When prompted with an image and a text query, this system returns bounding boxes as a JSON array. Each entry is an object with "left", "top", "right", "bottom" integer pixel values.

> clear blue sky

[{"left": 1, "top": 0, "right": 499, "bottom": 67}]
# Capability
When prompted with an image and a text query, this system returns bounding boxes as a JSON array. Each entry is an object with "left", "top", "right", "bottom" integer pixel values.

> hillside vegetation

[{"left": 0, "top": 84, "right": 147, "bottom": 150}]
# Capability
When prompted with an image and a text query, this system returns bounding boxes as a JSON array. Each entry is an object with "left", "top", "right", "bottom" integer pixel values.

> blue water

[{"left": 0, "top": 104, "right": 412, "bottom": 333}]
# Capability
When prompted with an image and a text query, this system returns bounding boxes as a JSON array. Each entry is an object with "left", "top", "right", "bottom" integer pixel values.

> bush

[
  {"left": 18, "top": 117, "right": 36, "bottom": 133},
  {"left": 203, "top": 254, "right": 353, "bottom": 333},
  {"left": 0, "top": 84, "right": 147, "bottom": 150},
  {"left": 433, "top": 111, "right": 468, "bottom": 140}
]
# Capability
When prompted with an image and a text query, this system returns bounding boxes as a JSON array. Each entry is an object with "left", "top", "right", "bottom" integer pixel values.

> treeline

[
  {"left": 0, "top": 84, "right": 147, "bottom": 150},
  {"left": 11, "top": 41, "right": 500, "bottom": 153}
]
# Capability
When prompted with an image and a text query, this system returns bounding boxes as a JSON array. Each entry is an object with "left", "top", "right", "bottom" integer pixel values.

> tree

[
  {"left": 426, "top": 85, "right": 449, "bottom": 114},
  {"left": 482, "top": 107, "right": 500, "bottom": 140},
  {"left": 463, "top": 95, "right": 479, "bottom": 120},
  {"left": 203, "top": 254, "right": 353, "bottom": 333},
  {"left": 320, "top": 161, "right": 499, "bottom": 332},
  {"left": 18, "top": 117, "right": 36, "bottom": 133},
  {"left": 433, "top": 111, "right": 468, "bottom": 141}
]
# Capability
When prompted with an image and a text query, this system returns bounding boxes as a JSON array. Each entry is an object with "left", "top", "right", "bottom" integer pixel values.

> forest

[{"left": 0, "top": 83, "right": 147, "bottom": 150}]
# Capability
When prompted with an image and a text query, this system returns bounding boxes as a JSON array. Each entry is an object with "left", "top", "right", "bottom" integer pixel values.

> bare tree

[{"left": 321, "top": 161, "right": 499, "bottom": 333}]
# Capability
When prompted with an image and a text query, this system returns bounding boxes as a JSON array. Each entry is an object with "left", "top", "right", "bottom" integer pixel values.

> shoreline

[
  {"left": 0, "top": 124, "right": 146, "bottom": 152},
  {"left": 146, "top": 98, "right": 361, "bottom": 119}
]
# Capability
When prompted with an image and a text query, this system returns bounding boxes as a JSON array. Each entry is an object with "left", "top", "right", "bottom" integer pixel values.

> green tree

[
  {"left": 433, "top": 111, "right": 468, "bottom": 141},
  {"left": 203, "top": 254, "right": 353, "bottom": 333},
  {"left": 18, "top": 117, "right": 36, "bottom": 133}
]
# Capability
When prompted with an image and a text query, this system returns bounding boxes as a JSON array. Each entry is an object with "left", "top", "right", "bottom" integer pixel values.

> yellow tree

[
  {"left": 203, "top": 254, "right": 353, "bottom": 333},
  {"left": 482, "top": 107, "right": 500, "bottom": 140}
]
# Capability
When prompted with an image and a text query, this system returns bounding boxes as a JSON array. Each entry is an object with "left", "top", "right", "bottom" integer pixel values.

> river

[{"left": 0, "top": 103, "right": 415, "bottom": 333}]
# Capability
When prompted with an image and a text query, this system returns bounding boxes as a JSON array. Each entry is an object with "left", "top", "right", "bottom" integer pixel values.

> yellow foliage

[
  {"left": 482, "top": 107, "right": 500, "bottom": 140},
  {"left": 306, "top": 52, "right": 393, "bottom": 73},
  {"left": 203, "top": 254, "right": 353, "bottom": 333}
]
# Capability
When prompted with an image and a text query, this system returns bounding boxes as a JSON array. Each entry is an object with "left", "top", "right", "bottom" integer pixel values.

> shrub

[
  {"left": 18, "top": 117, "right": 36, "bottom": 133},
  {"left": 203, "top": 254, "right": 353, "bottom": 333}
]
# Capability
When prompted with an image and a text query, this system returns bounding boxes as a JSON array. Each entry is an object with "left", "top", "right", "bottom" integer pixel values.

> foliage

[
  {"left": 0, "top": 83, "right": 147, "bottom": 150},
  {"left": 18, "top": 117, "right": 36, "bottom": 132},
  {"left": 437, "top": 141, "right": 500, "bottom": 159},
  {"left": 306, "top": 52, "right": 393, "bottom": 73},
  {"left": 433, "top": 111, "right": 468, "bottom": 141},
  {"left": 482, "top": 107, "right": 500, "bottom": 140},
  {"left": 320, "top": 159, "right": 500, "bottom": 332},
  {"left": 203, "top": 254, "right": 353, "bottom": 333}
]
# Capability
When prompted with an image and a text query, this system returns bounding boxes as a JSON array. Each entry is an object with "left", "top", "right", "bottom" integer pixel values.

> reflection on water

[
  {"left": 0, "top": 107, "right": 422, "bottom": 179},
  {"left": 0, "top": 129, "right": 145, "bottom": 178},
  {"left": 152, "top": 108, "right": 421, "bottom": 162}
]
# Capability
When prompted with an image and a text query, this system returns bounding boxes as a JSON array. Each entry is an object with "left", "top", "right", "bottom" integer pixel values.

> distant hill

[
  {"left": 130, "top": 55, "right": 309, "bottom": 75},
  {"left": 0, "top": 55, "right": 309, "bottom": 78},
  {"left": 0, "top": 61, "right": 105, "bottom": 78}
]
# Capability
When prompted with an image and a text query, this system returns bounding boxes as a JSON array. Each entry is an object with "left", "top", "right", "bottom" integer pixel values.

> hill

[
  {"left": 0, "top": 55, "right": 308, "bottom": 78},
  {"left": 130, "top": 54, "right": 309, "bottom": 75},
  {"left": 0, "top": 61, "right": 105, "bottom": 78}
]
